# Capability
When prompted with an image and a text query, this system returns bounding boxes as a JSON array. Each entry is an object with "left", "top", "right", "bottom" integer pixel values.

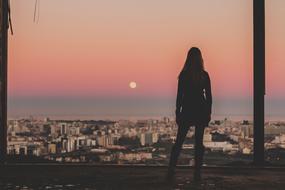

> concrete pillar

[
  {"left": 0, "top": 0, "right": 8, "bottom": 164},
  {"left": 253, "top": 0, "right": 265, "bottom": 165}
]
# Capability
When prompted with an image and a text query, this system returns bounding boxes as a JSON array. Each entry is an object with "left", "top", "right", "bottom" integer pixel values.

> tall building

[
  {"left": 96, "top": 135, "right": 107, "bottom": 147},
  {"left": 241, "top": 125, "right": 254, "bottom": 138},
  {"left": 140, "top": 133, "right": 146, "bottom": 146},
  {"left": 60, "top": 123, "right": 69, "bottom": 136},
  {"left": 61, "top": 137, "right": 68, "bottom": 153},
  {"left": 140, "top": 132, "right": 159, "bottom": 146},
  {"left": 145, "top": 133, "right": 153, "bottom": 145},
  {"left": 67, "top": 137, "right": 77, "bottom": 152}
]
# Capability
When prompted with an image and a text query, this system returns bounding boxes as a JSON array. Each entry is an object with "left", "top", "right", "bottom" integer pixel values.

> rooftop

[{"left": 0, "top": 164, "right": 285, "bottom": 189}]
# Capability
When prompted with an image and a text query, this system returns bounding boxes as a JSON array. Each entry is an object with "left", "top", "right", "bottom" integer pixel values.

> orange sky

[{"left": 6, "top": 0, "right": 285, "bottom": 118}]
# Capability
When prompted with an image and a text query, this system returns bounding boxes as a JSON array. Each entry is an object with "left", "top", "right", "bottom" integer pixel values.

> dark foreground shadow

[{"left": 1, "top": 164, "right": 285, "bottom": 190}]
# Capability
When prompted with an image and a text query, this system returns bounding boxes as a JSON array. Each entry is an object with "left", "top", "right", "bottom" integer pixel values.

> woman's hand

[
  {"left": 175, "top": 109, "right": 182, "bottom": 125},
  {"left": 206, "top": 114, "right": 211, "bottom": 123}
]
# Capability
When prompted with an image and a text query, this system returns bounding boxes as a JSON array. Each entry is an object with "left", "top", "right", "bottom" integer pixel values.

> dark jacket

[{"left": 176, "top": 70, "right": 212, "bottom": 126}]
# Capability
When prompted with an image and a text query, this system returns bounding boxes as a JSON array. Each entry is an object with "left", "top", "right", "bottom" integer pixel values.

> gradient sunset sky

[{"left": 7, "top": 0, "right": 285, "bottom": 120}]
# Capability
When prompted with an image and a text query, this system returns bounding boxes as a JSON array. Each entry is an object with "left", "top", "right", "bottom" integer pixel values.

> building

[
  {"left": 97, "top": 135, "right": 107, "bottom": 147},
  {"left": 140, "top": 133, "right": 146, "bottom": 146},
  {"left": 145, "top": 133, "right": 153, "bottom": 145},
  {"left": 140, "top": 132, "right": 159, "bottom": 146},
  {"left": 60, "top": 123, "right": 69, "bottom": 136},
  {"left": 48, "top": 143, "right": 57, "bottom": 154}
]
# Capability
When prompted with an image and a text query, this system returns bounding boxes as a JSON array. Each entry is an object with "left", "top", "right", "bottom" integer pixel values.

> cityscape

[
  {"left": 7, "top": 116, "right": 285, "bottom": 165},
  {"left": 2, "top": 1, "right": 285, "bottom": 189},
  {"left": 6, "top": 0, "right": 285, "bottom": 168}
]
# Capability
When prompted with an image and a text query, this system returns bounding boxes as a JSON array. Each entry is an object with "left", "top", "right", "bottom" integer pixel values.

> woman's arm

[
  {"left": 205, "top": 72, "right": 212, "bottom": 115},
  {"left": 176, "top": 77, "right": 183, "bottom": 117}
]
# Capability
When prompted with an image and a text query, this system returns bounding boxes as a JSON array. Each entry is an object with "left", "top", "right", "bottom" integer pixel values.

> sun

[{"left": 129, "top": 81, "right": 137, "bottom": 89}]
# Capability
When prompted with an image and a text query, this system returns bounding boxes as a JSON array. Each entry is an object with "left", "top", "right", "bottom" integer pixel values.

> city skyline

[{"left": 7, "top": 116, "right": 285, "bottom": 165}]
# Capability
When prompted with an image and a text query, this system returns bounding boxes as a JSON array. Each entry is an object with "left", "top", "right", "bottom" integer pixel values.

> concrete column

[
  {"left": 253, "top": 0, "right": 265, "bottom": 165},
  {"left": 0, "top": 0, "right": 8, "bottom": 164}
]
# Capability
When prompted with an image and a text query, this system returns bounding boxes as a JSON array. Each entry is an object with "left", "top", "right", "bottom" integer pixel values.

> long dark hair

[{"left": 179, "top": 47, "right": 205, "bottom": 82}]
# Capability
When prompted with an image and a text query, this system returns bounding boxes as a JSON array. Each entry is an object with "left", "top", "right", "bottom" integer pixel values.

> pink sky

[{"left": 7, "top": 0, "right": 285, "bottom": 100}]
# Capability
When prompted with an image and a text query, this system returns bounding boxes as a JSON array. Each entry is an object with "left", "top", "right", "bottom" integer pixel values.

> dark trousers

[{"left": 168, "top": 124, "right": 205, "bottom": 170}]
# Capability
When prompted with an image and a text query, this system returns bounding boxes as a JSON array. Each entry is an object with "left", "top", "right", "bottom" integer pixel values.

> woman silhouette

[{"left": 167, "top": 47, "right": 212, "bottom": 181}]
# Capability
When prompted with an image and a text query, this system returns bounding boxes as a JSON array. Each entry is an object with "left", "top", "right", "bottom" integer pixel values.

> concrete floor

[{"left": 0, "top": 164, "right": 285, "bottom": 189}]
